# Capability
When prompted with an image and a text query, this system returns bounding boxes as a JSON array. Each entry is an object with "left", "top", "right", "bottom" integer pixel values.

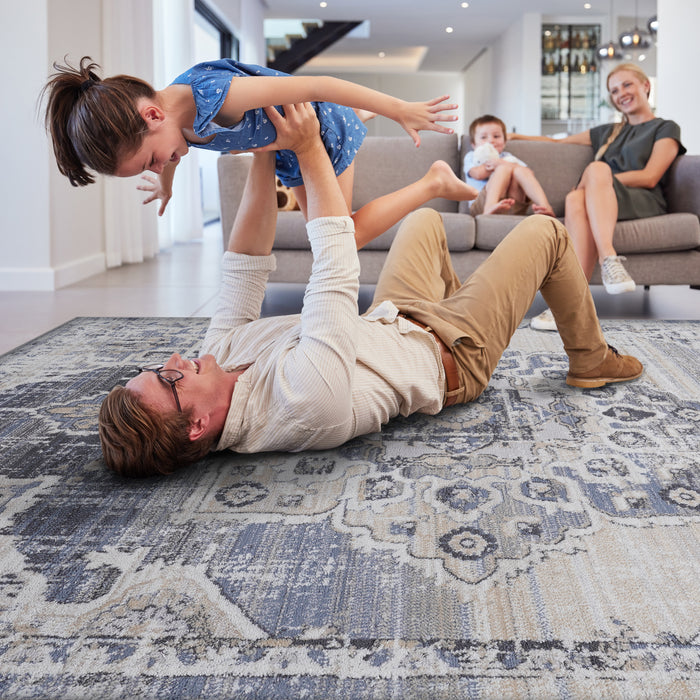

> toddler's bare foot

[
  {"left": 427, "top": 160, "right": 478, "bottom": 201},
  {"left": 532, "top": 204, "right": 556, "bottom": 217},
  {"left": 484, "top": 198, "right": 515, "bottom": 214},
  {"left": 354, "top": 109, "right": 377, "bottom": 124}
]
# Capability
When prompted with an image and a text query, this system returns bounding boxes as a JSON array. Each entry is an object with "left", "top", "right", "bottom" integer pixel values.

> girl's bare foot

[
  {"left": 484, "top": 198, "right": 516, "bottom": 214},
  {"left": 532, "top": 204, "right": 556, "bottom": 217},
  {"left": 354, "top": 109, "right": 377, "bottom": 124},
  {"left": 427, "top": 160, "right": 479, "bottom": 201}
]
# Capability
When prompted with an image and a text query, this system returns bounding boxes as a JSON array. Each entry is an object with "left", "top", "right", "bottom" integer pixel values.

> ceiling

[{"left": 262, "top": 0, "right": 658, "bottom": 73}]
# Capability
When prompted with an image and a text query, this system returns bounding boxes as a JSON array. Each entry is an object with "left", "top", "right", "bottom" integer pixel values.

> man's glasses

[{"left": 137, "top": 364, "right": 184, "bottom": 413}]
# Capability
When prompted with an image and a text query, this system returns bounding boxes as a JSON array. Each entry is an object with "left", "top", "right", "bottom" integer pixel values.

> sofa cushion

[
  {"left": 353, "top": 134, "right": 461, "bottom": 213},
  {"left": 614, "top": 213, "right": 700, "bottom": 253},
  {"left": 474, "top": 214, "right": 543, "bottom": 251},
  {"left": 272, "top": 210, "right": 476, "bottom": 253},
  {"left": 474, "top": 212, "right": 700, "bottom": 254}
]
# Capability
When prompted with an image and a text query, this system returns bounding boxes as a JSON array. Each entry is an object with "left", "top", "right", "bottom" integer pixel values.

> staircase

[{"left": 267, "top": 20, "right": 362, "bottom": 74}]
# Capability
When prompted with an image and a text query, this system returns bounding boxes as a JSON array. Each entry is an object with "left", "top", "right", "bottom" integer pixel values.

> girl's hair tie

[{"left": 79, "top": 78, "right": 94, "bottom": 93}]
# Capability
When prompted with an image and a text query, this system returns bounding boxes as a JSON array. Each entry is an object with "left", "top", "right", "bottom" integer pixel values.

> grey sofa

[{"left": 217, "top": 133, "right": 700, "bottom": 288}]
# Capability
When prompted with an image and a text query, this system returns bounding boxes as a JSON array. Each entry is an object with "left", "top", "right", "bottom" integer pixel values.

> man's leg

[
  {"left": 370, "top": 207, "right": 462, "bottom": 310},
  {"left": 374, "top": 211, "right": 618, "bottom": 402},
  {"left": 436, "top": 215, "right": 611, "bottom": 396}
]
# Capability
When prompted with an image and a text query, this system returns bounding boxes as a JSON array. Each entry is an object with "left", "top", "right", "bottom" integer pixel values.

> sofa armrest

[{"left": 666, "top": 155, "right": 700, "bottom": 217}]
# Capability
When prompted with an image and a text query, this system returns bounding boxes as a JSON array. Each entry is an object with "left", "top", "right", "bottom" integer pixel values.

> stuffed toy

[
  {"left": 472, "top": 142, "right": 500, "bottom": 166},
  {"left": 472, "top": 143, "right": 520, "bottom": 167},
  {"left": 276, "top": 178, "right": 299, "bottom": 211}
]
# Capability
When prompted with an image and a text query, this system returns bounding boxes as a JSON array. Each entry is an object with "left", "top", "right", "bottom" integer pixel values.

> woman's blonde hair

[{"left": 595, "top": 62, "right": 651, "bottom": 161}]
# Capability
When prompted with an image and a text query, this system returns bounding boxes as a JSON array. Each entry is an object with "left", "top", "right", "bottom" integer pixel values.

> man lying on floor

[{"left": 99, "top": 102, "right": 643, "bottom": 478}]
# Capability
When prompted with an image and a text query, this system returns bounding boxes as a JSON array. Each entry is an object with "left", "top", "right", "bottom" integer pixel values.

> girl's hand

[
  {"left": 137, "top": 174, "right": 172, "bottom": 217},
  {"left": 396, "top": 95, "right": 458, "bottom": 147}
]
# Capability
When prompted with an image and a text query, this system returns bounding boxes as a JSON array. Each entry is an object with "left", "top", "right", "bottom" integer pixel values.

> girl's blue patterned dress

[{"left": 171, "top": 59, "right": 368, "bottom": 187}]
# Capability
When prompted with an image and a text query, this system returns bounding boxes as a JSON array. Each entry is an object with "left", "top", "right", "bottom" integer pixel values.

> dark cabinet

[{"left": 541, "top": 23, "right": 602, "bottom": 132}]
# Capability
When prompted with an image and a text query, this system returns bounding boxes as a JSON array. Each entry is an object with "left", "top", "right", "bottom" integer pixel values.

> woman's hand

[
  {"left": 395, "top": 95, "right": 458, "bottom": 147},
  {"left": 137, "top": 174, "right": 173, "bottom": 217}
]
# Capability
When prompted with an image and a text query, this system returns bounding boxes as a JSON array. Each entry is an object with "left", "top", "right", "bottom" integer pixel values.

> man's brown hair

[
  {"left": 99, "top": 386, "right": 215, "bottom": 478},
  {"left": 468, "top": 114, "right": 508, "bottom": 144},
  {"left": 41, "top": 56, "right": 156, "bottom": 186}
]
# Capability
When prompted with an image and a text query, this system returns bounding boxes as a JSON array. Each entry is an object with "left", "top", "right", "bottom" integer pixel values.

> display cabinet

[{"left": 541, "top": 23, "right": 601, "bottom": 134}]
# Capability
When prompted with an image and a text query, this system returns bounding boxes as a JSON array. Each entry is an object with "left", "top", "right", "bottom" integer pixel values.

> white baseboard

[{"left": 0, "top": 253, "right": 106, "bottom": 291}]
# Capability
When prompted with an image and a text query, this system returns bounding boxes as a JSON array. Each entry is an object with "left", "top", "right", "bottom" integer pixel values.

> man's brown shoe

[{"left": 566, "top": 344, "right": 643, "bottom": 388}]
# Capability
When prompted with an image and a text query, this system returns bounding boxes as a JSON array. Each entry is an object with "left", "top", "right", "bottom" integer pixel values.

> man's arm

[
  {"left": 261, "top": 102, "right": 348, "bottom": 220},
  {"left": 252, "top": 104, "right": 361, "bottom": 431}
]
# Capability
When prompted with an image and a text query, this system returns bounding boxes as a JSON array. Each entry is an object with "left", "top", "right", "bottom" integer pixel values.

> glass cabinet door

[{"left": 541, "top": 23, "right": 601, "bottom": 134}]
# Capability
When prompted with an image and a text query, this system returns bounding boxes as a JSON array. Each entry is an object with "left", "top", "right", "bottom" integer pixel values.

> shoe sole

[
  {"left": 604, "top": 281, "right": 636, "bottom": 294},
  {"left": 566, "top": 368, "right": 643, "bottom": 388},
  {"left": 530, "top": 321, "right": 557, "bottom": 331}
]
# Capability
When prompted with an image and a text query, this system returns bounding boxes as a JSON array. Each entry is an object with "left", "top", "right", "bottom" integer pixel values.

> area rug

[{"left": 0, "top": 317, "right": 698, "bottom": 699}]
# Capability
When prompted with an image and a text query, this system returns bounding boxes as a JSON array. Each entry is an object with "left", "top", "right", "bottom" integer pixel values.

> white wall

[
  {"left": 1, "top": 0, "right": 52, "bottom": 287},
  {"left": 461, "top": 49, "right": 493, "bottom": 139},
  {"left": 0, "top": 0, "right": 159, "bottom": 290},
  {"left": 490, "top": 13, "right": 542, "bottom": 135},
  {"left": 0, "top": 0, "right": 107, "bottom": 290},
  {"left": 656, "top": 0, "right": 700, "bottom": 152}
]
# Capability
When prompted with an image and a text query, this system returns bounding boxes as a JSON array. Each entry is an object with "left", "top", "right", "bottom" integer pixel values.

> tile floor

[{"left": 1, "top": 221, "right": 698, "bottom": 357}]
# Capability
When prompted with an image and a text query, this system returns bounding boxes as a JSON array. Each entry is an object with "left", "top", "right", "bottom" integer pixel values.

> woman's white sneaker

[
  {"left": 530, "top": 308, "right": 557, "bottom": 331},
  {"left": 601, "top": 255, "right": 636, "bottom": 294}
]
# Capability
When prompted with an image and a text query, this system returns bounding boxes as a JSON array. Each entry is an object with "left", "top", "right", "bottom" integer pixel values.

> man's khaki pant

[{"left": 369, "top": 209, "right": 608, "bottom": 404}]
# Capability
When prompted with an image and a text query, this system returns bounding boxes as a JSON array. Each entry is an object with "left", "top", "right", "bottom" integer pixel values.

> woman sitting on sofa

[{"left": 510, "top": 63, "right": 685, "bottom": 331}]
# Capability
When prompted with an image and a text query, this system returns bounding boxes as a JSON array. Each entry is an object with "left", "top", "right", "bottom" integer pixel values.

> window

[
  {"left": 193, "top": 2, "right": 239, "bottom": 224},
  {"left": 195, "top": 0, "right": 238, "bottom": 59}
]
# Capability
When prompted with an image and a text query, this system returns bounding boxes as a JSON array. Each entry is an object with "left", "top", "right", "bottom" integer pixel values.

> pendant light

[
  {"left": 596, "top": 0, "right": 622, "bottom": 60},
  {"left": 619, "top": 0, "right": 651, "bottom": 49}
]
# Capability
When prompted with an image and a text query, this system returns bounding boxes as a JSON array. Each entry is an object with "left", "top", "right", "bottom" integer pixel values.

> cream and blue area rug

[{"left": 1, "top": 317, "right": 698, "bottom": 699}]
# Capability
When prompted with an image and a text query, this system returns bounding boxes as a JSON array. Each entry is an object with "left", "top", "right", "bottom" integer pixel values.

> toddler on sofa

[{"left": 464, "top": 114, "right": 555, "bottom": 217}]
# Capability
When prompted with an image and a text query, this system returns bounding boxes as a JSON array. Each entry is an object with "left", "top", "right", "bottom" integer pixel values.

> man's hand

[
  {"left": 395, "top": 95, "right": 458, "bottom": 147},
  {"left": 250, "top": 103, "right": 322, "bottom": 155}
]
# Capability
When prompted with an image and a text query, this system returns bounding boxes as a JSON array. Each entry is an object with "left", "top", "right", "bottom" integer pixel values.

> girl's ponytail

[{"left": 41, "top": 56, "right": 155, "bottom": 186}]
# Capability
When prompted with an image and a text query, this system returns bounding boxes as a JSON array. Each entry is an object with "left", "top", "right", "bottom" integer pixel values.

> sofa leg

[
  {"left": 691, "top": 285, "right": 700, "bottom": 291},
  {"left": 643, "top": 285, "right": 650, "bottom": 291}
]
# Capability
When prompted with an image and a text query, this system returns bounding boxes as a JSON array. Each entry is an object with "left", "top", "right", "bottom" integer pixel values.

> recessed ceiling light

[
  {"left": 378, "top": 51, "right": 386, "bottom": 58},
  {"left": 319, "top": 1, "right": 327, "bottom": 7},
  {"left": 583, "top": 2, "right": 591, "bottom": 8},
  {"left": 446, "top": 26, "right": 454, "bottom": 33},
  {"left": 461, "top": 2, "right": 469, "bottom": 7}
]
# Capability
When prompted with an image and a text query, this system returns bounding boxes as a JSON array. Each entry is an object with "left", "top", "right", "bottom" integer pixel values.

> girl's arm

[
  {"left": 138, "top": 161, "right": 177, "bottom": 216},
  {"left": 217, "top": 75, "right": 457, "bottom": 147},
  {"left": 614, "top": 137, "right": 681, "bottom": 189},
  {"left": 507, "top": 130, "right": 592, "bottom": 145}
]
